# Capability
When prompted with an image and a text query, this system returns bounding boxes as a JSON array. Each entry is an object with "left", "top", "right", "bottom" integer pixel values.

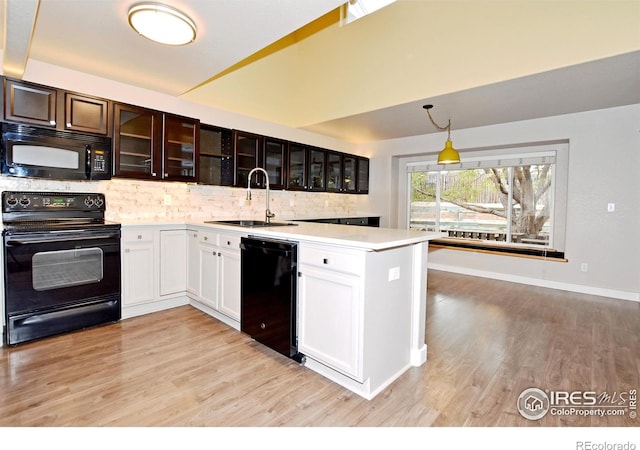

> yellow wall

[{"left": 184, "top": 1, "right": 640, "bottom": 129}]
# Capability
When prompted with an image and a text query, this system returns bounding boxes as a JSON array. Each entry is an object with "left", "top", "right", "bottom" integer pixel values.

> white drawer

[
  {"left": 299, "top": 244, "right": 365, "bottom": 276},
  {"left": 122, "top": 228, "right": 154, "bottom": 243},
  {"left": 218, "top": 233, "right": 242, "bottom": 250},
  {"left": 199, "top": 231, "right": 217, "bottom": 245}
]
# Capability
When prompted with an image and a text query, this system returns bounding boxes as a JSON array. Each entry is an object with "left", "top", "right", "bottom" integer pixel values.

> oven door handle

[{"left": 6, "top": 234, "right": 120, "bottom": 245}]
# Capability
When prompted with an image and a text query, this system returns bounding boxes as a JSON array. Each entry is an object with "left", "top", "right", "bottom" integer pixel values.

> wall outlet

[
  {"left": 607, "top": 203, "right": 615, "bottom": 212},
  {"left": 388, "top": 266, "right": 400, "bottom": 281},
  {"left": 580, "top": 263, "right": 588, "bottom": 273}
]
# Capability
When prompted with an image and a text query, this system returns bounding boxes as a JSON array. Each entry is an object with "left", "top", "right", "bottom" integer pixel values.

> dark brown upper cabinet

[
  {"left": 286, "top": 142, "right": 308, "bottom": 191},
  {"left": 234, "top": 130, "right": 263, "bottom": 188},
  {"left": 2, "top": 77, "right": 110, "bottom": 135},
  {"left": 326, "top": 151, "right": 343, "bottom": 193},
  {"left": 3, "top": 78, "right": 56, "bottom": 127},
  {"left": 286, "top": 143, "right": 326, "bottom": 192},
  {"left": 308, "top": 147, "right": 326, "bottom": 191},
  {"left": 357, "top": 157, "right": 370, "bottom": 194},
  {"left": 263, "top": 136, "right": 287, "bottom": 190},
  {"left": 327, "top": 152, "right": 370, "bottom": 194},
  {"left": 163, "top": 114, "right": 199, "bottom": 182},
  {"left": 65, "top": 92, "right": 109, "bottom": 135},
  {"left": 114, "top": 105, "right": 199, "bottom": 182},
  {"left": 199, "top": 124, "right": 233, "bottom": 186},
  {"left": 113, "top": 103, "right": 163, "bottom": 180},
  {"left": 342, "top": 155, "right": 357, "bottom": 193}
]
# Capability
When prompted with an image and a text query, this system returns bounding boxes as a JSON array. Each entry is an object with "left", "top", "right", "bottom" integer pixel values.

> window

[{"left": 405, "top": 144, "right": 567, "bottom": 259}]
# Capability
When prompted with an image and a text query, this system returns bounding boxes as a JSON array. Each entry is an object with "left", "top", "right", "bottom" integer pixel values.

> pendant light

[
  {"left": 423, "top": 104, "right": 461, "bottom": 165},
  {"left": 128, "top": 2, "right": 197, "bottom": 46}
]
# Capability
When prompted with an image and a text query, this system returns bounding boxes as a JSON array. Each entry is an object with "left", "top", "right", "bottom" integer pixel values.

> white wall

[{"left": 363, "top": 105, "right": 640, "bottom": 301}]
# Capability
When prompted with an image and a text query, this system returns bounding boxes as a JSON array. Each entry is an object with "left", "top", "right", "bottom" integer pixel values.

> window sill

[{"left": 429, "top": 238, "right": 566, "bottom": 261}]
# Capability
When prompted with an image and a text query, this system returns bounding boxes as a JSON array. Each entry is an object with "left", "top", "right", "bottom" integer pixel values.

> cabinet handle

[
  {"left": 204, "top": 236, "right": 208, "bottom": 241},
  {"left": 137, "top": 235, "right": 142, "bottom": 240},
  {"left": 164, "top": 173, "right": 168, "bottom": 177},
  {"left": 227, "top": 240, "right": 231, "bottom": 246},
  {"left": 151, "top": 172, "right": 157, "bottom": 177},
  {"left": 125, "top": 248, "right": 130, "bottom": 253},
  {"left": 323, "top": 258, "right": 329, "bottom": 264}
]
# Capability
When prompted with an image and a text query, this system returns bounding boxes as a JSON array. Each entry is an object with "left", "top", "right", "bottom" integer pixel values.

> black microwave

[{"left": 1, "top": 122, "right": 112, "bottom": 180}]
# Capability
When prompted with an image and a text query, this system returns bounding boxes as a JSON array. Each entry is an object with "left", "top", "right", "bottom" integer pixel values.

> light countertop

[{"left": 193, "top": 220, "right": 444, "bottom": 251}]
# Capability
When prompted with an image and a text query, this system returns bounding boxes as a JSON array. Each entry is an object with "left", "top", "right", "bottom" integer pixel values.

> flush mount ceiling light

[
  {"left": 423, "top": 104, "right": 461, "bottom": 165},
  {"left": 128, "top": 2, "right": 197, "bottom": 46}
]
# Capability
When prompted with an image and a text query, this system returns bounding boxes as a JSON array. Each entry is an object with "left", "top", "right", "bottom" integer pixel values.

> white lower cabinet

[
  {"left": 121, "top": 226, "right": 189, "bottom": 318},
  {"left": 298, "top": 266, "right": 362, "bottom": 380},
  {"left": 122, "top": 228, "right": 155, "bottom": 306},
  {"left": 298, "top": 244, "right": 365, "bottom": 381},
  {"left": 188, "top": 229, "right": 243, "bottom": 322},
  {"left": 217, "top": 246, "right": 241, "bottom": 320},
  {"left": 199, "top": 237, "right": 219, "bottom": 309},
  {"left": 297, "top": 242, "right": 417, "bottom": 399},
  {"left": 159, "top": 230, "right": 187, "bottom": 297}
]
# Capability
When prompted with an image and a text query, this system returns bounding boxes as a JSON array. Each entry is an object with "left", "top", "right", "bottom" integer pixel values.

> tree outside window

[{"left": 410, "top": 163, "right": 553, "bottom": 247}]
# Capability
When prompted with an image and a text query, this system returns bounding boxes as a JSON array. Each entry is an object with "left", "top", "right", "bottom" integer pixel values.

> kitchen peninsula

[{"left": 121, "top": 220, "right": 443, "bottom": 399}]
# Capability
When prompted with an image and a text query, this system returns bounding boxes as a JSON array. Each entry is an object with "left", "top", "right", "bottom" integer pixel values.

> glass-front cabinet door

[
  {"left": 199, "top": 125, "right": 233, "bottom": 186},
  {"left": 264, "top": 137, "right": 286, "bottom": 189},
  {"left": 357, "top": 157, "right": 369, "bottom": 194},
  {"left": 113, "top": 103, "right": 162, "bottom": 179},
  {"left": 234, "top": 131, "right": 262, "bottom": 187},
  {"left": 287, "top": 143, "right": 307, "bottom": 190},
  {"left": 326, "top": 152, "right": 342, "bottom": 192},
  {"left": 308, "top": 148, "right": 326, "bottom": 191},
  {"left": 163, "top": 114, "right": 199, "bottom": 182},
  {"left": 342, "top": 155, "right": 357, "bottom": 193}
]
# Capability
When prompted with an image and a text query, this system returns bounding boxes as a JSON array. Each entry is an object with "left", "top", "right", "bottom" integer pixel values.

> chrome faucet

[{"left": 246, "top": 167, "right": 275, "bottom": 224}]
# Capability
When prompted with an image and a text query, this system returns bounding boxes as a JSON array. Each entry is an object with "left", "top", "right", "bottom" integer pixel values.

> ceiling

[{"left": 1, "top": 0, "right": 639, "bottom": 143}]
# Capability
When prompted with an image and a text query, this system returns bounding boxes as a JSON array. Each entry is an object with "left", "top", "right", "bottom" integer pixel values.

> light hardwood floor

[{"left": 1, "top": 270, "right": 638, "bottom": 426}]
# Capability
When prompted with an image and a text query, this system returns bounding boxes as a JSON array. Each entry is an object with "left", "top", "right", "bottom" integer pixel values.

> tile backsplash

[{"left": 0, "top": 177, "right": 369, "bottom": 223}]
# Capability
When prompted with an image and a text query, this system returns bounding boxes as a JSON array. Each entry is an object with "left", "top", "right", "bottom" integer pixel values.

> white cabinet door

[
  {"left": 122, "top": 239, "right": 155, "bottom": 306},
  {"left": 199, "top": 243, "right": 219, "bottom": 309},
  {"left": 218, "top": 247, "right": 241, "bottom": 320},
  {"left": 298, "top": 265, "right": 363, "bottom": 381},
  {"left": 159, "top": 230, "right": 187, "bottom": 297},
  {"left": 187, "top": 230, "right": 200, "bottom": 295}
]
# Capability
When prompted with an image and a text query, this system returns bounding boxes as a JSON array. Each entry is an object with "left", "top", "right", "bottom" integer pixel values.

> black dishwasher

[{"left": 240, "top": 236, "right": 304, "bottom": 362}]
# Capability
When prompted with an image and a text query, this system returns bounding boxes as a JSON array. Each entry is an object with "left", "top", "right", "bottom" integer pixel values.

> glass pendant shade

[
  {"left": 437, "top": 140, "right": 461, "bottom": 165},
  {"left": 128, "top": 3, "right": 197, "bottom": 46}
]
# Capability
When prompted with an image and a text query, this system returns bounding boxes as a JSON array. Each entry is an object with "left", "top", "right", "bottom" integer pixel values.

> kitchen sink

[{"left": 205, "top": 220, "right": 298, "bottom": 228}]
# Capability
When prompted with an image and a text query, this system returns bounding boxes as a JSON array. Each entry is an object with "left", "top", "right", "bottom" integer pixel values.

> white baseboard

[
  {"left": 121, "top": 295, "right": 189, "bottom": 319},
  {"left": 428, "top": 263, "right": 639, "bottom": 303}
]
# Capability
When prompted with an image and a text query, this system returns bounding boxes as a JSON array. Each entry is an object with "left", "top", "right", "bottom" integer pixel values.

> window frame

[{"left": 398, "top": 142, "right": 569, "bottom": 259}]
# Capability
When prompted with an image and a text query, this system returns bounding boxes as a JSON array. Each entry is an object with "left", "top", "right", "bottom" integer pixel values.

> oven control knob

[
  {"left": 94, "top": 198, "right": 104, "bottom": 208},
  {"left": 19, "top": 198, "right": 30, "bottom": 207},
  {"left": 84, "top": 197, "right": 94, "bottom": 207},
  {"left": 6, "top": 197, "right": 18, "bottom": 206}
]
